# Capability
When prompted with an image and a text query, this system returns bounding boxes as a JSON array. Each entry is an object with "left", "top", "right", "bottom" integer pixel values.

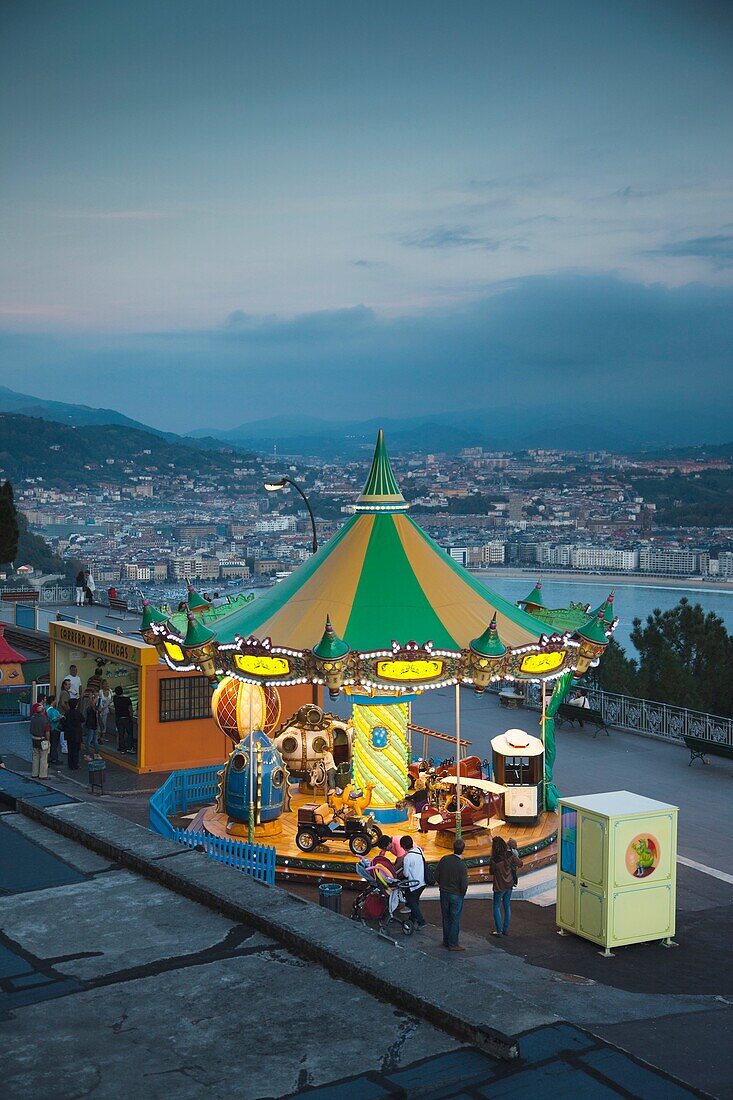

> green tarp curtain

[{"left": 541, "top": 669, "right": 574, "bottom": 811}]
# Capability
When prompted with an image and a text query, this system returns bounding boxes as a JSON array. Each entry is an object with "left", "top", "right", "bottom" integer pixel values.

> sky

[{"left": 0, "top": 1, "right": 732, "bottom": 434}]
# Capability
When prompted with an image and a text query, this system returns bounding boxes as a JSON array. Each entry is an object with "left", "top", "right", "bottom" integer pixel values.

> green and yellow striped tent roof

[{"left": 211, "top": 432, "right": 553, "bottom": 653}]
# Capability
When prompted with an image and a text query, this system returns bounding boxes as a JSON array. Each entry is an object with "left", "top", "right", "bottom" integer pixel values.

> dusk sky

[{"left": 1, "top": 1, "right": 732, "bottom": 434}]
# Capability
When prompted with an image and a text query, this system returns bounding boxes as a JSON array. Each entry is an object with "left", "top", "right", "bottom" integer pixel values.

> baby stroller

[{"left": 351, "top": 859, "right": 417, "bottom": 937}]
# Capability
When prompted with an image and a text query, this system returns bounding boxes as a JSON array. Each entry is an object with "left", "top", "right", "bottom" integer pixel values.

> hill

[{"left": 0, "top": 415, "right": 261, "bottom": 491}]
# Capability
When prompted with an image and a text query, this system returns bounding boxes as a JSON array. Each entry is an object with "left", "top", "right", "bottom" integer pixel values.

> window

[
  {"left": 159, "top": 676, "right": 212, "bottom": 723},
  {"left": 504, "top": 755, "right": 531, "bottom": 784},
  {"left": 561, "top": 808, "right": 577, "bottom": 876}
]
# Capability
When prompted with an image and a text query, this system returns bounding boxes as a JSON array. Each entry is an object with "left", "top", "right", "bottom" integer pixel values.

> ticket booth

[
  {"left": 49, "top": 621, "right": 314, "bottom": 775},
  {"left": 557, "top": 791, "right": 678, "bottom": 956}
]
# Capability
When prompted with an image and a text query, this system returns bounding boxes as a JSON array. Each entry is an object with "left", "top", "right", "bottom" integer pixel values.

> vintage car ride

[{"left": 295, "top": 804, "right": 382, "bottom": 855}]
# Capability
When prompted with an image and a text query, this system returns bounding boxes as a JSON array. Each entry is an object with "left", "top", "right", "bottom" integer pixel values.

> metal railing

[
  {"left": 149, "top": 765, "right": 275, "bottom": 885},
  {"left": 523, "top": 683, "right": 733, "bottom": 749}
]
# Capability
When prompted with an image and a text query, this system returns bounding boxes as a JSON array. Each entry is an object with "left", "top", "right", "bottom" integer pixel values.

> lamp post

[{"left": 264, "top": 476, "right": 318, "bottom": 554}]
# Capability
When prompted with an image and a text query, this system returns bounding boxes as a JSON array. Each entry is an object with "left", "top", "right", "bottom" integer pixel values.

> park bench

[
  {"left": 0, "top": 588, "right": 39, "bottom": 603},
  {"left": 106, "top": 596, "right": 133, "bottom": 619},
  {"left": 557, "top": 702, "right": 609, "bottom": 738},
  {"left": 683, "top": 735, "right": 733, "bottom": 767}
]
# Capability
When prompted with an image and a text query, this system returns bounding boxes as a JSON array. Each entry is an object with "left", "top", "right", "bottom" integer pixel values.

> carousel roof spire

[
  {"left": 355, "top": 429, "right": 409, "bottom": 513},
  {"left": 470, "top": 616, "right": 507, "bottom": 658},
  {"left": 520, "top": 580, "right": 546, "bottom": 610},
  {"left": 591, "top": 589, "right": 616, "bottom": 626},
  {"left": 312, "top": 615, "right": 350, "bottom": 659},
  {"left": 186, "top": 582, "right": 210, "bottom": 612},
  {"left": 140, "top": 599, "right": 170, "bottom": 632},
  {"left": 183, "top": 611, "right": 216, "bottom": 648},
  {"left": 576, "top": 609, "right": 609, "bottom": 646}
]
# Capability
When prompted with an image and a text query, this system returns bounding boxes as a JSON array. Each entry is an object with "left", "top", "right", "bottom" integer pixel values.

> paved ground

[
  {"left": 0, "top": 805, "right": 712, "bottom": 1099},
  {"left": 2, "top": 689, "right": 732, "bottom": 1096}
]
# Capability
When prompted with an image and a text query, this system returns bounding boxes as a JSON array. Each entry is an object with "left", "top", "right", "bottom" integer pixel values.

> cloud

[
  {"left": 647, "top": 234, "right": 733, "bottom": 267},
  {"left": 224, "top": 309, "right": 251, "bottom": 327},
  {"left": 351, "top": 259, "right": 387, "bottom": 268},
  {"left": 1, "top": 275, "right": 731, "bottom": 437},
  {"left": 49, "top": 210, "right": 169, "bottom": 221},
  {"left": 401, "top": 225, "right": 520, "bottom": 251}
]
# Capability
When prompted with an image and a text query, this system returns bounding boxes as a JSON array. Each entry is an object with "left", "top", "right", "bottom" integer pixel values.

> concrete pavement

[{"left": 0, "top": 796, "right": 713, "bottom": 1098}]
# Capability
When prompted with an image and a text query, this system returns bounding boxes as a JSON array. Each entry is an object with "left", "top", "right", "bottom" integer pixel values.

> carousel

[{"left": 141, "top": 431, "right": 616, "bottom": 884}]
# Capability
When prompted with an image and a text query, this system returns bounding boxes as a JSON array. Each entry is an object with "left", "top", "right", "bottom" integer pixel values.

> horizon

[{"left": 1, "top": 2, "right": 732, "bottom": 433}]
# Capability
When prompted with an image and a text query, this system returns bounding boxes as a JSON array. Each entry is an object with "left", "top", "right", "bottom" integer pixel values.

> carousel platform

[{"left": 194, "top": 787, "right": 558, "bottom": 886}]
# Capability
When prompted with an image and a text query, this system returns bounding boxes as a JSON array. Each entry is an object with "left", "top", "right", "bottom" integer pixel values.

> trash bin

[{"left": 318, "top": 882, "right": 342, "bottom": 914}]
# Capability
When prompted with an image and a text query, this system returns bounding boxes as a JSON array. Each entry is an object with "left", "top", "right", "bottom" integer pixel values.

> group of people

[
  {"left": 366, "top": 831, "right": 522, "bottom": 949},
  {"left": 74, "top": 569, "right": 96, "bottom": 606},
  {"left": 28, "top": 663, "right": 135, "bottom": 779}
]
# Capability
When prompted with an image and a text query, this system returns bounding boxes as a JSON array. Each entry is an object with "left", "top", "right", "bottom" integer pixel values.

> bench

[
  {"left": 683, "top": 735, "right": 733, "bottom": 767},
  {"left": 499, "top": 691, "right": 524, "bottom": 710},
  {"left": 106, "top": 596, "right": 132, "bottom": 619},
  {"left": 557, "top": 702, "right": 609, "bottom": 738},
  {"left": 0, "top": 589, "right": 39, "bottom": 603}
]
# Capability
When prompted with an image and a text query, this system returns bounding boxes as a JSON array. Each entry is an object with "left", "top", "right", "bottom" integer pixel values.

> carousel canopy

[{"left": 208, "top": 430, "right": 552, "bottom": 653}]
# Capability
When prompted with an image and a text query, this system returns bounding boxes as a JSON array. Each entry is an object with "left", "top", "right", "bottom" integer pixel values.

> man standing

[
  {"left": 75, "top": 569, "right": 86, "bottom": 607},
  {"left": 400, "top": 835, "right": 427, "bottom": 931},
  {"left": 67, "top": 665, "right": 82, "bottom": 701},
  {"left": 113, "top": 686, "right": 133, "bottom": 754},
  {"left": 436, "top": 838, "right": 468, "bottom": 951}
]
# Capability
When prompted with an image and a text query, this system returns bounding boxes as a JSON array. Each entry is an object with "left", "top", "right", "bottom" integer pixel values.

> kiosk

[{"left": 557, "top": 791, "right": 678, "bottom": 956}]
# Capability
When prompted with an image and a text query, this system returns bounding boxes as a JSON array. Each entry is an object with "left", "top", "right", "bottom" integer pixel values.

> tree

[
  {"left": 630, "top": 597, "right": 733, "bottom": 717},
  {"left": 0, "top": 480, "right": 19, "bottom": 568},
  {"left": 592, "top": 638, "right": 639, "bottom": 697}
]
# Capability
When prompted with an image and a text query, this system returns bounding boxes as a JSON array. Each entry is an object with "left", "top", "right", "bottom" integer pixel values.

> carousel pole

[
  {"left": 248, "top": 686, "right": 255, "bottom": 845},
  {"left": 454, "top": 682, "right": 462, "bottom": 841},
  {"left": 540, "top": 680, "right": 547, "bottom": 814}
]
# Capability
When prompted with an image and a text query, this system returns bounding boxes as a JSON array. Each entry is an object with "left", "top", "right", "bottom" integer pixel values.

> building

[
  {"left": 481, "top": 541, "right": 506, "bottom": 565},
  {"left": 638, "top": 548, "right": 700, "bottom": 575},
  {"left": 447, "top": 546, "right": 468, "bottom": 567}
]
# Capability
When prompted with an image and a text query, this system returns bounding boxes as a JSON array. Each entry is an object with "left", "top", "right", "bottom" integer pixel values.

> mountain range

[{"left": 1, "top": 384, "right": 731, "bottom": 457}]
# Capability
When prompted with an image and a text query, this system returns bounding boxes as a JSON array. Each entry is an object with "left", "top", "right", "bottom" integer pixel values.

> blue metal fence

[{"left": 148, "top": 765, "right": 275, "bottom": 884}]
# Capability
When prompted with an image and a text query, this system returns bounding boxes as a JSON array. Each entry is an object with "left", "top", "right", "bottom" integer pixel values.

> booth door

[{"left": 557, "top": 806, "right": 578, "bottom": 931}]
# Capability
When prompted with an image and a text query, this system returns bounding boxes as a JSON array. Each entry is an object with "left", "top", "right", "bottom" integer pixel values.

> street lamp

[{"left": 263, "top": 476, "right": 318, "bottom": 554}]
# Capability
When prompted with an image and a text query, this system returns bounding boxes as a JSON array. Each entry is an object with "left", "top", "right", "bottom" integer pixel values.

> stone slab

[{"left": 17, "top": 798, "right": 558, "bottom": 1059}]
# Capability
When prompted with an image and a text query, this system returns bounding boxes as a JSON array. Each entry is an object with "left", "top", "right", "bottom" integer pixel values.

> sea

[{"left": 476, "top": 576, "right": 733, "bottom": 656}]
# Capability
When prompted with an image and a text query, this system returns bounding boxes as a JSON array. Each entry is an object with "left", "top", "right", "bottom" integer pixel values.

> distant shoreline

[{"left": 469, "top": 568, "right": 733, "bottom": 594}]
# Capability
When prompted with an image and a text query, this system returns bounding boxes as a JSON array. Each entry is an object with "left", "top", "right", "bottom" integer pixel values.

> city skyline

[{"left": 1, "top": 1, "right": 732, "bottom": 431}]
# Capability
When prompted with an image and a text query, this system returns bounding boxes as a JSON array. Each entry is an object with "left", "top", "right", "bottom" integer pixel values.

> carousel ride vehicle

[
  {"left": 295, "top": 805, "right": 381, "bottom": 855},
  {"left": 418, "top": 774, "right": 506, "bottom": 833}
]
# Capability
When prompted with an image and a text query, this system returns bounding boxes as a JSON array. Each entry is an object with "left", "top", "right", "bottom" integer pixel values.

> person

[
  {"left": 107, "top": 585, "right": 118, "bottom": 601},
  {"left": 67, "top": 665, "right": 82, "bottom": 701},
  {"left": 75, "top": 569, "right": 86, "bottom": 607},
  {"left": 84, "top": 691, "right": 100, "bottom": 758},
  {"left": 85, "top": 570, "right": 96, "bottom": 605},
  {"left": 86, "top": 660, "right": 104, "bottom": 695},
  {"left": 46, "top": 696, "right": 63, "bottom": 765},
  {"left": 57, "top": 677, "right": 71, "bottom": 715},
  {"left": 322, "top": 748, "right": 338, "bottom": 790},
  {"left": 368, "top": 836, "right": 405, "bottom": 918},
  {"left": 569, "top": 688, "right": 590, "bottom": 728},
  {"left": 64, "top": 699, "right": 83, "bottom": 770},
  {"left": 489, "top": 835, "right": 522, "bottom": 937},
  {"left": 400, "top": 835, "right": 427, "bottom": 931},
  {"left": 113, "top": 685, "right": 133, "bottom": 754},
  {"left": 97, "top": 680, "right": 112, "bottom": 741},
  {"left": 437, "top": 838, "right": 468, "bottom": 951},
  {"left": 29, "top": 701, "right": 50, "bottom": 779}
]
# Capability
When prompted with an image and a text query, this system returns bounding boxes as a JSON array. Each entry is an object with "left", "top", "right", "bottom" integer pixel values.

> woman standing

[
  {"left": 57, "top": 678, "right": 71, "bottom": 757},
  {"left": 75, "top": 569, "right": 86, "bottom": 607},
  {"left": 489, "top": 836, "right": 522, "bottom": 937},
  {"left": 97, "top": 680, "right": 112, "bottom": 743},
  {"left": 30, "top": 702, "right": 50, "bottom": 779},
  {"left": 65, "top": 700, "right": 83, "bottom": 770}
]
